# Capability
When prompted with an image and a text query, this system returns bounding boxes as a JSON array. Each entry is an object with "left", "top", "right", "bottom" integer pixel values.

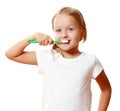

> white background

[{"left": 0, "top": 0, "right": 119, "bottom": 111}]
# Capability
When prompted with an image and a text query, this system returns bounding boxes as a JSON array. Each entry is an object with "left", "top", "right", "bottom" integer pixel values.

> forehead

[{"left": 53, "top": 14, "right": 78, "bottom": 26}]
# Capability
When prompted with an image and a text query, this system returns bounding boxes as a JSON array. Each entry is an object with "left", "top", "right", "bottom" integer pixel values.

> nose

[{"left": 61, "top": 30, "right": 68, "bottom": 38}]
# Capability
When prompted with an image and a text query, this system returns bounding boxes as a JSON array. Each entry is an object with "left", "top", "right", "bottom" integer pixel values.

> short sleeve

[
  {"left": 92, "top": 57, "right": 103, "bottom": 79},
  {"left": 35, "top": 49, "right": 57, "bottom": 74},
  {"left": 36, "top": 50, "right": 46, "bottom": 74}
]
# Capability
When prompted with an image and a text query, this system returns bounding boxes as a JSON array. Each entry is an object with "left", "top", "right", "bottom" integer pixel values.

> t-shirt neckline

[{"left": 59, "top": 52, "right": 84, "bottom": 63}]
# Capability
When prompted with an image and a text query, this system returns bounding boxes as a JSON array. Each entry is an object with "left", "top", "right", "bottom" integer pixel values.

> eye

[
  {"left": 68, "top": 28, "right": 74, "bottom": 31},
  {"left": 55, "top": 29, "right": 61, "bottom": 32}
]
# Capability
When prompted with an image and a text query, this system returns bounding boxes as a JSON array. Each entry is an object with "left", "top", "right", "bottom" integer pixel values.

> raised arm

[
  {"left": 95, "top": 70, "right": 112, "bottom": 111},
  {"left": 5, "top": 32, "right": 53, "bottom": 65}
]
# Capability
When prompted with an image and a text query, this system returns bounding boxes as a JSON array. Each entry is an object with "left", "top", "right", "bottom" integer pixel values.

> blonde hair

[{"left": 52, "top": 7, "right": 87, "bottom": 50}]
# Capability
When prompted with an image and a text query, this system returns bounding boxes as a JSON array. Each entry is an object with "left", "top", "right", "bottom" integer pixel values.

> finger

[
  {"left": 44, "top": 39, "right": 49, "bottom": 45},
  {"left": 48, "top": 37, "right": 53, "bottom": 44},
  {"left": 38, "top": 40, "right": 42, "bottom": 45}
]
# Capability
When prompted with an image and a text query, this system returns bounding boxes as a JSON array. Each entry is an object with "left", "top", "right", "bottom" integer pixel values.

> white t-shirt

[{"left": 36, "top": 49, "right": 103, "bottom": 111}]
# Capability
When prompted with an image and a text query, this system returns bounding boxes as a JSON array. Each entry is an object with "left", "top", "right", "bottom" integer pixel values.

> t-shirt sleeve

[
  {"left": 36, "top": 50, "right": 46, "bottom": 74},
  {"left": 35, "top": 49, "right": 55, "bottom": 74},
  {"left": 92, "top": 57, "right": 103, "bottom": 79}
]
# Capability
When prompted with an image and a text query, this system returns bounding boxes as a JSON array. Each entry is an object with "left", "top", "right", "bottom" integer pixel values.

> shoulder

[
  {"left": 36, "top": 48, "right": 60, "bottom": 60},
  {"left": 82, "top": 52, "right": 103, "bottom": 66},
  {"left": 82, "top": 52, "right": 97, "bottom": 61},
  {"left": 36, "top": 48, "right": 54, "bottom": 55}
]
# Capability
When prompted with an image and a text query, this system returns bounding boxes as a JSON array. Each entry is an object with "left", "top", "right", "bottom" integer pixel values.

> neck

[{"left": 61, "top": 49, "right": 81, "bottom": 59}]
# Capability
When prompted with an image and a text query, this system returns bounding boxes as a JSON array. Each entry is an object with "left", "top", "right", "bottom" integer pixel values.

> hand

[{"left": 31, "top": 32, "right": 53, "bottom": 45}]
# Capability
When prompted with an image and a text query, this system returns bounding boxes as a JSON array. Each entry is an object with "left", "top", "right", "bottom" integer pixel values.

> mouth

[{"left": 61, "top": 40, "right": 70, "bottom": 44}]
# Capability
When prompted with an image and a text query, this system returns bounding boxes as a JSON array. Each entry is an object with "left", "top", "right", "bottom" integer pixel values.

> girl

[{"left": 5, "top": 7, "right": 111, "bottom": 111}]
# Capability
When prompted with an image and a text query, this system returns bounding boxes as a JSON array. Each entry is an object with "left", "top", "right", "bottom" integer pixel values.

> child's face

[{"left": 53, "top": 14, "right": 83, "bottom": 51}]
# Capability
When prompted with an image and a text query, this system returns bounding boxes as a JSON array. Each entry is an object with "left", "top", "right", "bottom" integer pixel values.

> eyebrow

[{"left": 54, "top": 24, "right": 75, "bottom": 28}]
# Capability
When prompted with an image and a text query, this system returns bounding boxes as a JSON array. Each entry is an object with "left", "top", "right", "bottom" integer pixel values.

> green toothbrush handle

[
  {"left": 28, "top": 39, "right": 62, "bottom": 43},
  {"left": 28, "top": 40, "right": 38, "bottom": 43}
]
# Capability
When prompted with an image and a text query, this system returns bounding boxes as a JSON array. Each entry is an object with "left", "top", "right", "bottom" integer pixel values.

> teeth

[{"left": 61, "top": 40, "right": 69, "bottom": 43}]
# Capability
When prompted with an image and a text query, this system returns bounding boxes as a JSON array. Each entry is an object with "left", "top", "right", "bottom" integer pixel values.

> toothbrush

[{"left": 28, "top": 39, "right": 68, "bottom": 43}]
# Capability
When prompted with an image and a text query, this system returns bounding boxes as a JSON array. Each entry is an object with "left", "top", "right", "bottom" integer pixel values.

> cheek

[
  {"left": 54, "top": 35, "right": 59, "bottom": 40},
  {"left": 72, "top": 39, "right": 80, "bottom": 44},
  {"left": 73, "top": 32, "right": 82, "bottom": 41},
  {"left": 71, "top": 33, "right": 81, "bottom": 42},
  {"left": 53, "top": 34, "right": 57, "bottom": 40},
  {"left": 54, "top": 32, "right": 60, "bottom": 39}
]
